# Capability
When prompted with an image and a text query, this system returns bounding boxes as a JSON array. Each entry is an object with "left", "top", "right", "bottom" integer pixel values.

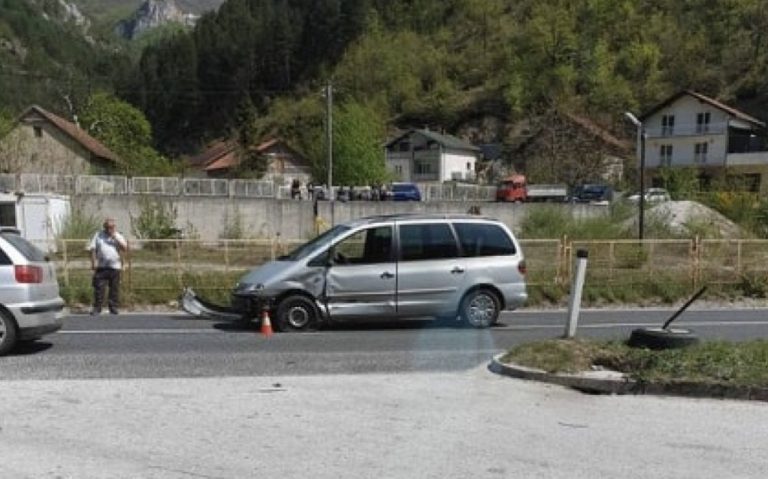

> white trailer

[
  {"left": 0, "top": 193, "right": 71, "bottom": 252},
  {"left": 526, "top": 184, "right": 568, "bottom": 202}
]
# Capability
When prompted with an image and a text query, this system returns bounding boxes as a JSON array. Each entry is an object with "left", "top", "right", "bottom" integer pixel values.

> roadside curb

[
  {"left": 489, "top": 354, "right": 768, "bottom": 402},
  {"left": 489, "top": 354, "right": 637, "bottom": 395}
]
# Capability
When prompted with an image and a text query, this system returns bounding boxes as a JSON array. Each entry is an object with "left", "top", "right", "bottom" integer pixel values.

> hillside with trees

[
  {"left": 4, "top": 0, "right": 768, "bottom": 185},
  {"left": 114, "top": 0, "right": 768, "bottom": 183},
  {"left": 0, "top": 0, "right": 130, "bottom": 115}
]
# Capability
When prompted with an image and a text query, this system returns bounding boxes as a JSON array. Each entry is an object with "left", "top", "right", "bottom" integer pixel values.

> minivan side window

[
  {"left": 398, "top": 223, "right": 459, "bottom": 261},
  {"left": 454, "top": 223, "right": 516, "bottom": 257},
  {"left": 332, "top": 226, "right": 393, "bottom": 265}
]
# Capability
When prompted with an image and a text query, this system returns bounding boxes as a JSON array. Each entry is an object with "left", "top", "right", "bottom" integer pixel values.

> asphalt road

[
  {"left": 2, "top": 307, "right": 768, "bottom": 380},
  {"left": 3, "top": 308, "right": 768, "bottom": 478}
]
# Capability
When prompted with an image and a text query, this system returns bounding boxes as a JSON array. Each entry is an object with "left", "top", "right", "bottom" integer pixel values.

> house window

[
  {"left": 414, "top": 160, "right": 434, "bottom": 175},
  {"left": 661, "top": 115, "right": 675, "bottom": 136},
  {"left": 659, "top": 144, "right": 673, "bottom": 166},
  {"left": 33, "top": 126, "right": 42, "bottom": 138},
  {"left": 398, "top": 142, "right": 410, "bottom": 152},
  {"left": 694, "top": 142, "right": 708, "bottom": 163},
  {"left": 696, "top": 112, "right": 711, "bottom": 134}
]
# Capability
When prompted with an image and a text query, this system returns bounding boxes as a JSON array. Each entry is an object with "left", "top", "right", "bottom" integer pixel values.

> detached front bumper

[{"left": 180, "top": 288, "right": 247, "bottom": 321}]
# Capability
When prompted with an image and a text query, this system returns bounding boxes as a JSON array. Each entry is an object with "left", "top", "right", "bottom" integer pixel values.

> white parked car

[
  {"left": 0, "top": 229, "right": 65, "bottom": 355},
  {"left": 627, "top": 188, "right": 671, "bottom": 203}
]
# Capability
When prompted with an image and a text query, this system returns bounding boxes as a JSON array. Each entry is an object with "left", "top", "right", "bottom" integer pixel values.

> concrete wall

[{"left": 77, "top": 195, "right": 607, "bottom": 241}]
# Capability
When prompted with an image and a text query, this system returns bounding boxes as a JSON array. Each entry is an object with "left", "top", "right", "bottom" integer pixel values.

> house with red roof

[
  {"left": 188, "top": 137, "right": 312, "bottom": 184},
  {"left": 0, "top": 105, "right": 120, "bottom": 175},
  {"left": 639, "top": 90, "right": 768, "bottom": 192},
  {"left": 511, "top": 111, "right": 631, "bottom": 185}
]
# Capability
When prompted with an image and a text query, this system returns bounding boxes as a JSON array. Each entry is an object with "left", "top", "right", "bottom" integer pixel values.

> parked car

[
  {"left": 184, "top": 214, "right": 528, "bottom": 331},
  {"left": 0, "top": 228, "right": 65, "bottom": 355},
  {"left": 388, "top": 182, "right": 422, "bottom": 201},
  {"left": 571, "top": 184, "right": 614, "bottom": 203},
  {"left": 627, "top": 188, "right": 671, "bottom": 203}
]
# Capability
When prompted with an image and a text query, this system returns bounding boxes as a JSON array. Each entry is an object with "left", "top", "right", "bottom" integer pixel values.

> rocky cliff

[{"left": 115, "top": 0, "right": 198, "bottom": 40}]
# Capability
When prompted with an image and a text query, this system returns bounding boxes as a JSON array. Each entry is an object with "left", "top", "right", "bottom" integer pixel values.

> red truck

[{"left": 496, "top": 175, "right": 568, "bottom": 202}]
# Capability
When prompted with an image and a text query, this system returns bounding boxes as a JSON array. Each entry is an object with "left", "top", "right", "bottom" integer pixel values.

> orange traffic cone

[{"left": 260, "top": 308, "right": 274, "bottom": 337}]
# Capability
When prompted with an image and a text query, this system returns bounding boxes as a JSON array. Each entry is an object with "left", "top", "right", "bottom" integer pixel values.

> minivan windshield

[{"left": 282, "top": 224, "right": 351, "bottom": 261}]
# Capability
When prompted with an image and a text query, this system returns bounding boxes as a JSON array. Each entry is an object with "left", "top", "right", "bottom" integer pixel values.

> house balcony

[
  {"left": 644, "top": 122, "right": 727, "bottom": 138},
  {"left": 726, "top": 152, "right": 768, "bottom": 167}
]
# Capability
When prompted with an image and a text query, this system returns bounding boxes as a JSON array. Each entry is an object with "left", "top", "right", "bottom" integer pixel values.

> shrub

[
  {"left": 130, "top": 198, "right": 179, "bottom": 240},
  {"left": 58, "top": 207, "right": 100, "bottom": 239}
]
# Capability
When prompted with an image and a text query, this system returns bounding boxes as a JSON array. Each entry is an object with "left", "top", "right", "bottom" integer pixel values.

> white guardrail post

[{"left": 564, "top": 249, "right": 588, "bottom": 339}]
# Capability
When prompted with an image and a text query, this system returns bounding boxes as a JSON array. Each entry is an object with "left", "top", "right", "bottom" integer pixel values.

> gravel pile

[{"left": 649, "top": 200, "right": 742, "bottom": 238}]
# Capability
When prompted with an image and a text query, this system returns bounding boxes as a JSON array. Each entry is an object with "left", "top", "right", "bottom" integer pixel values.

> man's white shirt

[{"left": 88, "top": 231, "right": 127, "bottom": 269}]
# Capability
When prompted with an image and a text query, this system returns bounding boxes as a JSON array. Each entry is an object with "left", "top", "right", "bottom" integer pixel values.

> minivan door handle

[
  {"left": 451, "top": 267, "right": 465, "bottom": 274},
  {"left": 380, "top": 271, "right": 394, "bottom": 279}
]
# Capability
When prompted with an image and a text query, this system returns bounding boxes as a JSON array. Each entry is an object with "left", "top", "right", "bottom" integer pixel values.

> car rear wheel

[
  {"left": 460, "top": 289, "right": 500, "bottom": 329},
  {"left": 275, "top": 295, "right": 318, "bottom": 332},
  {"left": 0, "top": 310, "right": 18, "bottom": 356}
]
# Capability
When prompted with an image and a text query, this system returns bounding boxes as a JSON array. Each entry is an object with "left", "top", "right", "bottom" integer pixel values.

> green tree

[
  {"left": 80, "top": 92, "right": 175, "bottom": 176},
  {"left": 325, "top": 101, "right": 388, "bottom": 186},
  {"left": 657, "top": 167, "right": 701, "bottom": 200}
]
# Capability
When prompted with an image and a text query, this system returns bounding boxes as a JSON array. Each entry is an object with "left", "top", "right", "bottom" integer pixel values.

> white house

[
  {"left": 639, "top": 90, "right": 768, "bottom": 191},
  {"left": 385, "top": 129, "right": 480, "bottom": 183}
]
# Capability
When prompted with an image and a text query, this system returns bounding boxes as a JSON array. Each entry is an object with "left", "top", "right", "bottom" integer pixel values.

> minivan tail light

[
  {"left": 518, "top": 260, "right": 527, "bottom": 275},
  {"left": 15, "top": 265, "right": 43, "bottom": 283}
]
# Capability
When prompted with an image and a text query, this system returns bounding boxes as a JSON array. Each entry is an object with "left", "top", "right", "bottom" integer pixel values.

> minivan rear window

[
  {"left": 399, "top": 223, "right": 459, "bottom": 261},
  {"left": 454, "top": 223, "right": 516, "bottom": 257},
  {"left": 1, "top": 232, "right": 47, "bottom": 262}
]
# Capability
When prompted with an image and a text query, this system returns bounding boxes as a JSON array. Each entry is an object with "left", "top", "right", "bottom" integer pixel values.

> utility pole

[
  {"left": 326, "top": 80, "right": 334, "bottom": 226},
  {"left": 624, "top": 112, "right": 646, "bottom": 241}
]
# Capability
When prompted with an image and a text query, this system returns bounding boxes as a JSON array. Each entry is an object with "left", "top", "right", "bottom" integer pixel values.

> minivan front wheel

[
  {"left": 275, "top": 295, "right": 318, "bottom": 332},
  {"left": 460, "top": 289, "right": 500, "bottom": 329},
  {"left": 0, "top": 310, "right": 18, "bottom": 355}
]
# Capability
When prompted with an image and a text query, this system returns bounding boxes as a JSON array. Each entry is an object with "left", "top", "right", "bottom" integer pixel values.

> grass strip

[{"left": 502, "top": 338, "right": 768, "bottom": 388}]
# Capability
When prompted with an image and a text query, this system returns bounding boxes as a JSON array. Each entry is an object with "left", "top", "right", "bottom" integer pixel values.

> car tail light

[
  {"left": 15, "top": 265, "right": 43, "bottom": 284},
  {"left": 518, "top": 260, "right": 527, "bottom": 275}
]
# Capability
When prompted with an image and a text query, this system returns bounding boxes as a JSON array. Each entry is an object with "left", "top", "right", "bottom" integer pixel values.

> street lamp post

[{"left": 625, "top": 112, "right": 646, "bottom": 241}]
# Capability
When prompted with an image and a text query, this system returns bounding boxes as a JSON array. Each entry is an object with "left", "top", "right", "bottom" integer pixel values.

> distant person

[
  {"left": 291, "top": 179, "right": 301, "bottom": 200},
  {"left": 88, "top": 218, "right": 128, "bottom": 315},
  {"left": 307, "top": 181, "right": 314, "bottom": 200}
]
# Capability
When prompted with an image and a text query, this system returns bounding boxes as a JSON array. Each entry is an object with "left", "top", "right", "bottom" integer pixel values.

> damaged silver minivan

[{"left": 187, "top": 214, "right": 527, "bottom": 331}]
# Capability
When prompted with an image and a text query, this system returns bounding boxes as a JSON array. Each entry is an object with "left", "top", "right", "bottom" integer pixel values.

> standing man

[{"left": 88, "top": 218, "right": 128, "bottom": 315}]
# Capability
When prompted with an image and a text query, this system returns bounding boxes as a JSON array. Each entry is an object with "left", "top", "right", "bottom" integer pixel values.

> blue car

[{"left": 389, "top": 183, "right": 422, "bottom": 201}]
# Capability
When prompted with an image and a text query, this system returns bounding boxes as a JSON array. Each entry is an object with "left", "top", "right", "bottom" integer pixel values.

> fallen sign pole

[
  {"left": 564, "top": 249, "right": 589, "bottom": 339},
  {"left": 662, "top": 286, "right": 708, "bottom": 330}
]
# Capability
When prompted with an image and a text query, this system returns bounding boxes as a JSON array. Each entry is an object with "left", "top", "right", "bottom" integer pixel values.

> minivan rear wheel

[
  {"left": 275, "top": 295, "right": 318, "bottom": 332},
  {"left": 0, "top": 310, "right": 18, "bottom": 356},
  {"left": 460, "top": 289, "right": 500, "bottom": 329}
]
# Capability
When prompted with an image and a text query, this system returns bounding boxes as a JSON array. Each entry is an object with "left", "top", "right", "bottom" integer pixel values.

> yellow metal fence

[{"left": 50, "top": 237, "right": 768, "bottom": 306}]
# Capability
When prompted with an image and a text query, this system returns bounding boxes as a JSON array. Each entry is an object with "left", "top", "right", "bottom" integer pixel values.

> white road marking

[
  {"left": 502, "top": 320, "right": 768, "bottom": 331},
  {"left": 58, "top": 329, "right": 223, "bottom": 335},
  {"left": 56, "top": 320, "right": 768, "bottom": 335}
]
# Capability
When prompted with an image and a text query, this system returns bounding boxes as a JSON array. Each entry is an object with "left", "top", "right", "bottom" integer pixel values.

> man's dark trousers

[{"left": 93, "top": 267, "right": 121, "bottom": 313}]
